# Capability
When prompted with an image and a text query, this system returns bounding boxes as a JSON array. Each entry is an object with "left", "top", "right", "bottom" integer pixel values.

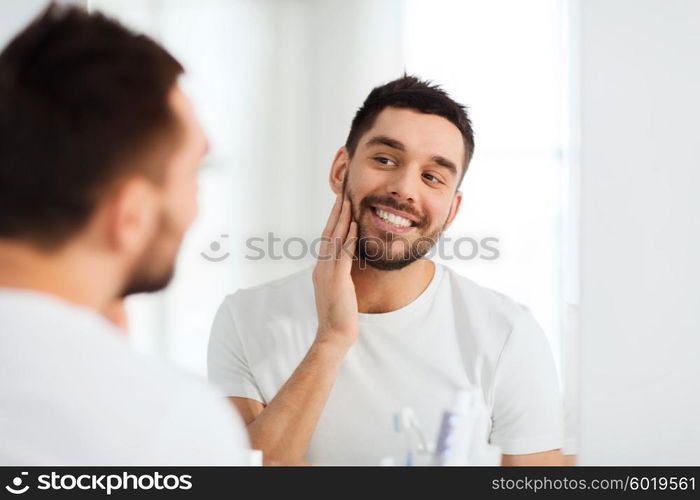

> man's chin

[
  {"left": 361, "top": 257, "right": 416, "bottom": 271},
  {"left": 356, "top": 233, "right": 436, "bottom": 271},
  {"left": 120, "top": 268, "right": 175, "bottom": 297},
  {"left": 357, "top": 248, "right": 422, "bottom": 271}
]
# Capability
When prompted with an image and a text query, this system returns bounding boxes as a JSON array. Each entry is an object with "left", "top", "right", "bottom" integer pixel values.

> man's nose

[{"left": 385, "top": 170, "right": 418, "bottom": 204}]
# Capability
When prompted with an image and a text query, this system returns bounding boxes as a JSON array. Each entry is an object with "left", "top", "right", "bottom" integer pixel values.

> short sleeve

[
  {"left": 207, "top": 295, "right": 265, "bottom": 403},
  {"left": 489, "top": 308, "right": 565, "bottom": 455}
]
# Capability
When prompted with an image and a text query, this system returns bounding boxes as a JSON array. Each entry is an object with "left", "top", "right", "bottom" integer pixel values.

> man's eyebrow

[
  {"left": 365, "top": 135, "right": 406, "bottom": 152},
  {"left": 432, "top": 155, "right": 458, "bottom": 177}
]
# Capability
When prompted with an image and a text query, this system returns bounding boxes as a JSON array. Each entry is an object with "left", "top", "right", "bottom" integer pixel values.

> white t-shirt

[
  {"left": 0, "top": 289, "right": 250, "bottom": 465},
  {"left": 208, "top": 263, "right": 564, "bottom": 465}
]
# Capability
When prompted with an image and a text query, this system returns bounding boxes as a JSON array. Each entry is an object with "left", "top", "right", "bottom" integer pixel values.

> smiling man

[{"left": 208, "top": 76, "right": 565, "bottom": 465}]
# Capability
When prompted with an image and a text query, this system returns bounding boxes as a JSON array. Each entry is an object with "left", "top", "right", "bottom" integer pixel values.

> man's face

[
  {"left": 121, "top": 86, "right": 208, "bottom": 296},
  {"left": 340, "top": 107, "right": 464, "bottom": 270}
]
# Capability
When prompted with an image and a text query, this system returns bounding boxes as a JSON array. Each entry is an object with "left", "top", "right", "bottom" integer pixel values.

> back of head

[{"left": 0, "top": 3, "right": 184, "bottom": 250}]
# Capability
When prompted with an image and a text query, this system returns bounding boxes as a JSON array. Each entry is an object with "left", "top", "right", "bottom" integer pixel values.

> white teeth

[{"left": 376, "top": 208, "right": 412, "bottom": 228}]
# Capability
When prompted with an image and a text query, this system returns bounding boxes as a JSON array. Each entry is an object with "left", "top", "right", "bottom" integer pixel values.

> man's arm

[
  {"left": 501, "top": 449, "right": 565, "bottom": 466},
  {"left": 228, "top": 338, "right": 351, "bottom": 464},
  {"left": 229, "top": 194, "right": 359, "bottom": 465}
]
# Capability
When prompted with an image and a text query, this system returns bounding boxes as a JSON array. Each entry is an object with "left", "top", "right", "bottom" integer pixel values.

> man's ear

[
  {"left": 329, "top": 146, "right": 350, "bottom": 195},
  {"left": 443, "top": 190, "right": 463, "bottom": 231},
  {"left": 106, "top": 177, "right": 158, "bottom": 254}
]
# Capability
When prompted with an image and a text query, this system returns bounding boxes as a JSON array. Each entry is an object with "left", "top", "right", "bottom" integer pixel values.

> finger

[
  {"left": 332, "top": 196, "right": 351, "bottom": 238},
  {"left": 332, "top": 197, "right": 352, "bottom": 258},
  {"left": 319, "top": 194, "right": 342, "bottom": 259},
  {"left": 321, "top": 194, "right": 342, "bottom": 239},
  {"left": 340, "top": 221, "right": 358, "bottom": 266}
]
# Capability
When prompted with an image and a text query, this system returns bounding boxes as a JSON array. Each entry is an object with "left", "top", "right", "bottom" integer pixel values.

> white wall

[
  {"left": 577, "top": 0, "right": 700, "bottom": 464},
  {"left": 0, "top": 0, "right": 93, "bottom": 50},
  {"left": 0, "top": 0, "right": 47, "bottom": 50}
]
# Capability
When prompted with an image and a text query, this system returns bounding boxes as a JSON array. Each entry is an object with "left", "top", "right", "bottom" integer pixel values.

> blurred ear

[
  {"left": 106, "top": 177, "right": 159, "bottom": 254},
  {"left": 442, "top": 190, "right": 462, "bottom": 231},
  {"left": 329, "top": 147, "right": 350, "bottom": 195}
]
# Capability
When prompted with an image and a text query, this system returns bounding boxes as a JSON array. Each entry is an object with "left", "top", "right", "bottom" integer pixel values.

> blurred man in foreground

[{"left": 0, "top": 4, "right": 249, "bottom": 464}]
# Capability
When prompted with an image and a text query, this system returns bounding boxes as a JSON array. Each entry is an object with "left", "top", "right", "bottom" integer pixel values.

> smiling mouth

[{"left": 369, "top": 206, "right": 418, "bottom": 232}]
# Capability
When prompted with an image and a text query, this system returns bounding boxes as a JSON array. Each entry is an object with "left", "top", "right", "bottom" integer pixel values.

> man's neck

[
  {"left": 0, "top": 240, "right": 121, "bottom": 313},
  {"left": 351, "top": 258, "right": 435, "bottom": 314}
]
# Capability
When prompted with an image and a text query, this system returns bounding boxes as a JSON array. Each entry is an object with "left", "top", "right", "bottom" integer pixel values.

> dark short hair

[
  {"left": 0, "top": 3, "right": 184, "bottom": 249},
  {"left": 345, "top": 75, "right": 475, "bottom": 187}
]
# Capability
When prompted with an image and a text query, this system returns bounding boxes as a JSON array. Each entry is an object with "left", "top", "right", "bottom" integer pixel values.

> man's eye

[
  {"left": 375, "top": 157, "right": 397, "bottom": 166},
  {"left": 423, "top": 173, "right": 442, "bottom": 184}
]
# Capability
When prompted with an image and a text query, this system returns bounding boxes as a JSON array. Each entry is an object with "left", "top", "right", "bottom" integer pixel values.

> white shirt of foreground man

[
  {"left": 209, "top": 262, "right": 563, "bottom": 465},
  {"left": 0, "top": 290, "right": 250, "bottom": 465}
]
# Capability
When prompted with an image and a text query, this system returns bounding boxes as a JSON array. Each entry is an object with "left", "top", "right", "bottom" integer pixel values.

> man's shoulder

[
  {"left": 0, "top": 291, "right": 246, "bottom": 464},
  {"left": 0, "top": 289, "right": 216, "bottom": 406},
  {"left": 440, "top": 264, "right": 529, "bottom": 316},
  {"left": 439, "top": 264, "right": 534, "bottom": 332},
  {"left": 74, "top": 339, "right": 235, "bottom": 443}
]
